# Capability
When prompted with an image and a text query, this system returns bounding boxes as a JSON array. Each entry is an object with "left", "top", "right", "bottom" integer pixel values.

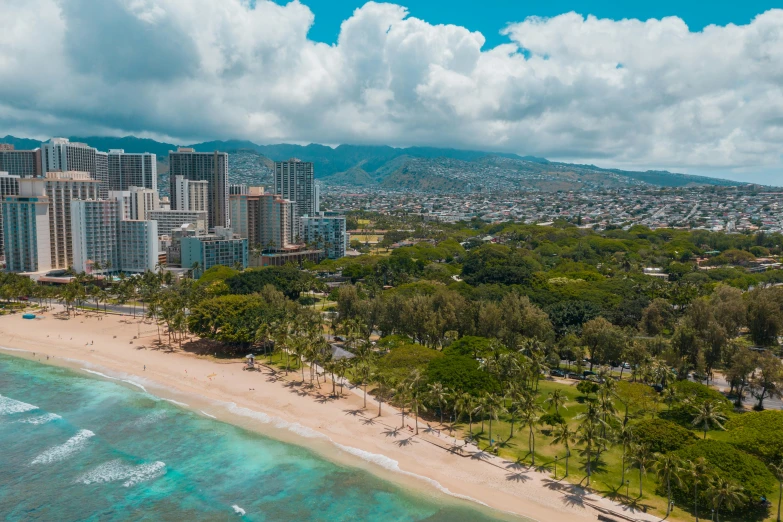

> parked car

[
  {"left": 583, "top": 370, "right": 597, "bottom": 377},
  {"left": 567, "top": 372, "right": 583, "bottom": 380},
  {"left": 622, "top": 362, "right": 631, "bottom": 369},
  {"left": 550, "top": 369, "right": 566, "bottom": 377}
]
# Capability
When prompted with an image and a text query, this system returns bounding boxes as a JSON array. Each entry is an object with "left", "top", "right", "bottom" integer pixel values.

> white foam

[
  {"left": 121, "top": 379, "right": 147, "bottom": 392},
  {"left": 81, "top": 369, "right": 148, "bottom": 393},
  {"left": 226, "top": 403, "right": 328, "bottom": 440},
  {"left": 81, "top": 369, "right": 116, "bottom": 380},
  {"left": 136, "top": 410, "right": 168, "bottom": 427},
  {"left": 232, "top": 505, "right": 246, "bottom": 516},
  {"left": 200, "top": 411, "right": 217, "bottom": 419},
  {"left": 31, "top": 429, "right": 95, "bottom": 465},
  {"left": 78, "top": 459, "right": 166, "bottom": 487},
  {"left": 18, "top": 413, "right": 61, "bottom": 425},
  {"left": 0, "top": 346, "right": 32, "bottom": 353},
  {"left": 217, "top": 401, "right": 492, "bottom": 511},
  {"left": 0, "top": 394, "right": 39, "bottom": 415},
  {"left": 163, "top": 398, "right": 188, "bottom": 407}
]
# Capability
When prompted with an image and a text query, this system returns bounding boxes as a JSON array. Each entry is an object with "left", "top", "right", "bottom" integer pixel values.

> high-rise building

[
  {"left": 0, "top": 145, "right": 42, "bottom": 178},
  {"left": 0, "top": 172, "right": 20, "bottom": 256},
  {"left": 181, "top": 227, "right": 247, "bottom": 275},
  {"left": 15, "top": 172, "right": 100, "bottom": 270},
  {"left": 148, "top": 209, "right": 208, "bottom": 236},
  {"left": 259, "top": 194, "right": 295, "bottom": 251},
  {"left": 300, "top": 212, "right": 348, "bottom": 259},
  {"left": 274, "top": 159, "right": 315, "bottom": 221},
  {"left": 107, "top": 149, "right": 157, "bottom": 191},
  {"left": 118, "top": 220, "right": 159, "bottom": 273},
  {"left": 169, "top": 148, "right": 228, "bottom": 229},
  {"left": 173, "top": 175, "right": 209, "bottom": 215},
  {"left": 2, "top": 193, "right": 51, "bottom": 273},
  {"left": 229, "top": 184, "right": 248, "bottom": 195},
  {"left": 71, "top": 200, "right": 120, "bottom": 275},
  {"left": 40, "top": 138, "right": 109, "bottom": 197},
  {"left": 70, "top": 199, "right": 160, "bottom": 275},
  {"left": 110, "top": 187, "right": 159, "bottom": 221}
]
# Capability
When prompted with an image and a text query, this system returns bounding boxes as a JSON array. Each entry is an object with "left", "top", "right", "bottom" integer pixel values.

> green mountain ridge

[{"left": 0, "top": 134, "right": 748, "bottom": 191}]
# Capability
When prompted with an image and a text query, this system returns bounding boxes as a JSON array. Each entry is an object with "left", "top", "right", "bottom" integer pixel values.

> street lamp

[
  {"left": 625, "top": 479, "right": 630, "bottom": 499},
  {"left": 554, "top": 456, "right": 559, "bottom": 479}
]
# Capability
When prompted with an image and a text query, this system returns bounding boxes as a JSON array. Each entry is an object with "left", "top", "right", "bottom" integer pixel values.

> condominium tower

[
  {"left": 274, "top": 159, "right": 315, "bottom": 220},
  {"left": 40, "top": 138, "right": 109, "bottom": 197},
  {"left": 0, "top": 145, "right": 42, "bottom": 178},
  {"left": 173, "top": 175, "right": 209, "bottom": 214},
  {"left": 168, "top": 148, "right": 228, "bottom": 229},
  {"left": 0, "top": 172, "right": 20, "bottom": 256},
  {"left": 107, "top": 149, "right": 157, "bottom": 191}
]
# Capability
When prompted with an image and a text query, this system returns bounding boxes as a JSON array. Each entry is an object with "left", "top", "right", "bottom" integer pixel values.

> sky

[{"left": 2, "top": 0, "right": 783, "bottom": 184}]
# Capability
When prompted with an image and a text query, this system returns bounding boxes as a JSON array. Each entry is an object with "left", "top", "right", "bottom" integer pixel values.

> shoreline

[{"left": 0, "top": 307, "right": 660, "bottom": 522}]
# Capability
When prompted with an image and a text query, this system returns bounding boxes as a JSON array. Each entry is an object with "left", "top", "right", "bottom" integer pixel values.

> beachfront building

[
  {"left": 0, "top": 145, "right": 42, "bottom": 178},
  {"left": 118, "top": 220, "right": 159, "bottom": 273},
  {"left": 230, "top": 189, "right": 296, "bottom": 252},
  {"left": 300, "top": 212, "right": 348, "bottom": 259},
  {"left": 173, "top": 175, "right": 209, "bottom": 215},
  {"left": 8, "top": 172, "right": 101, "bottom": 270},
  {"left": 107, "top": 149, "right": 157, "bottom": 191},
  {"left": 70, "top": 200, "right": 120, "bottom": 275},
  {"left": 0, "top": 172, "right": 20, "bottom": 256},
  {"left": 180, "top": 227, "right": 247, "bottom": 275},
  {"left": 169, "top": 148, "right": 228, "bottom": 229},
  {"left": 2, "top": 193, "right": 51, "bottom": 272},
  {"left": 40, "top": 138, "right": 109, "bottom": 197},
  {"left": 148, "top": 209, "right": 207, "bottom": 236},
  {"left": 274, "top": 159, "right": 315, "bottom": 221}
]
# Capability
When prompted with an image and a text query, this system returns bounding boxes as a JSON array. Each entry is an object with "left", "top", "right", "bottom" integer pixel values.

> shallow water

[{"left": 0, "top": 353, "right": 517, "bottom": 521}]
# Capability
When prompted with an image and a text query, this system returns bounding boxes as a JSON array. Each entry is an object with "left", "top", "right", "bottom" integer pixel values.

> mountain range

[{"left": 1, "top": 135, "right": 745, "bottom": 193}]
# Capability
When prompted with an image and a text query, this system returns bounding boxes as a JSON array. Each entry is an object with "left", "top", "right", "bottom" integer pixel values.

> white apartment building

[
  {"left": 40, "top": 138, "right": 109, "bottom": 197},
  {"left": 300, "top": 212, "right": 348, "bottom": 259},
  {"left": 110, "top": 186, "right": 159, "bottom": 221},
  {"left": 118, "top": 220, "right": 159, "bottom": 273},
  {"left": 148, "top": 209, "right": 208, "bottom": 236},
  {"left": 107, "top": 149, "right": 157, "bottom": 191},
  {"left": 173, "top": 175, "right": 209, "bottom": 215},
  {"left": 11, "top": 172, "right": 101, "bottom": 270},
  {"left": 71, "top": 199, "right": 120, "bottom": 275}
]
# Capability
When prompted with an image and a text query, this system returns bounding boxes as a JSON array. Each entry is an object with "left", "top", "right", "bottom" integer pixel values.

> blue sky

[{"left": 283, "top": 0, "right": 779, "bottom": 47}]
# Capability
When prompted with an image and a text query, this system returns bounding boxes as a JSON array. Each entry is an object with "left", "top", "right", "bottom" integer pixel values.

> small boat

[{"left": 22, "top": 314, "right": 36, "bottom": 320}]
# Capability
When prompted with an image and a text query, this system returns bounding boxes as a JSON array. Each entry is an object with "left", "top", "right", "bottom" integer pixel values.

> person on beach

[{"left": 144, "top": 365, "right": 146, "bottom": 371}]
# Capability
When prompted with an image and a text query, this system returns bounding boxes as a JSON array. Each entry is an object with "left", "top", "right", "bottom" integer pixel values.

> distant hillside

[{"left": 0, "top": 134, "right": 747, "bottom": 192}]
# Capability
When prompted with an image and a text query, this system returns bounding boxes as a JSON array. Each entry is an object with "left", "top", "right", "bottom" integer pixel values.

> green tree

[
  {"left": 551, "top": 422, "right": 575, "bottom": 477},
  {"left": 653, "top": 453, "right": 682, "bottom": 518},
  {"left": 708, "top": 477, "right": 746, "bottom": 522},
  {"left": 691, "top": 400, "right": 727, "bottom": 439}
]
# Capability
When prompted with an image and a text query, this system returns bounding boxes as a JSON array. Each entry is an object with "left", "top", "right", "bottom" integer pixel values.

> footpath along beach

[{"left": 0, "top": 306, "right": 663, "bottom": 522}]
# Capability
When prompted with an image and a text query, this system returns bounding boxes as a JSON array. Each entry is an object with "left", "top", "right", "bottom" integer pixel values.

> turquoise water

[{"left": 0, "top": 353, "right": 511, "bottom": 521}]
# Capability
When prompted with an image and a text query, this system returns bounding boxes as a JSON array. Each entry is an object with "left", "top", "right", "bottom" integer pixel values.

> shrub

[
  {"left": 442, "top": 336, "right": 494, "bottom": 358},
  {"left": 576, "top": 380, "right": 600, "bottom": 396},
  {"left": 672, "top": 440, "right": 774, "bottom": 515},
  {"left": 725, "top": 410, "right": 783, "bottom": 464},
  {"left": 631, "top": 418, "right": 697, "bottom": 453},
  {"left": 378, "top": 344, "right": 443, "bottom": 381},
  {"left": 424, "top": 355, "right": 499, "bottom": 396},
  {"left": 660, "top": 380, "right": 731, "bottom": 427},
  {"left": 540, "top": 412, "right": 565, "bottom": 429}
]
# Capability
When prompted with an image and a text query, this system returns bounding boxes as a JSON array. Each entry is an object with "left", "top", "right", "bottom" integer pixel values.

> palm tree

[
  {"left": 551, "top": 422, "right": 575, "bottom": 477},
  {"left": 653, "top": 453, "right": 682, "bottom": 518},
  {"left": 770, "top": 461, "right": 783, "bottom": 522},
  {"left": 575, "top": 420, "right": 601, "bottom": 487},
  {"left": 483, "top": 391, "right": 506, "bottom": 450},
  {"left": 406, "top": 370, "right": 426, "bottom": 434},
  {"left": 683, "top": 457, "right": 711, "bottom": 521},
  {"left": 371, "top": 369, "right": 392, "bottom": 417},
  {"left": 617, "top": 423, "right": 635, "bottom": 487},
  {"left": 427, "top": 382, "right": 449, "bottom": 425},
  {"left": 545, "top": 389, "right": 568, "bottom": 415},
  {"left": 709, "top": 477, "right": 746, "bottom": 522},
  {"left": 629, "top": 444, "right": 653, "bottom": 498},
  {"left": 454, "top": 393, "right": 476, "bottom": 438},
  {"left": 393, "top": 381, "right": 412, "bottom": 429},
  {"left": 692, "top": 400, "right": 727, "bottom": 439},
  {"left": 520, "top": 398, "right": 542, "bottom": 465}
]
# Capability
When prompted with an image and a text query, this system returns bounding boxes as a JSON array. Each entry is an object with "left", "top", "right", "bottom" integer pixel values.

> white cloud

[{"left": 1, "top": 0, "right": 782, "bottom": 178}]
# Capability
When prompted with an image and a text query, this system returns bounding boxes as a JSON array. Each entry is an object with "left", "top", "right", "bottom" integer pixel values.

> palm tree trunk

[
  {"left": 639, "top": 467, "right": 643, "bottom": 497},
  {"left": 531, "top": 426, "right": 536, "bottom": 466},
  {"left": 666, "top": 476, "right": 672, "bottom": 516},
  {"left": 621, "top": 446, "right": 626, "bottom": 485},
  {"left": 777, "top": 480, "right": 782, "bottom": 522},
  {"left": 565, "top": 449, "right": 569, "bottom": 477},
  {"left": 401, "top": 405, "right": 406, "bottom": 428},
  {"left": 488, "top": 418, "right": 492, "bottom": 449}
]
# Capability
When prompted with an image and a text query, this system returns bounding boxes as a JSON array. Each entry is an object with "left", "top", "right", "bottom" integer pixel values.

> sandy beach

[{"left": 0, "top": 307, "right": 662, "bottom": 522}]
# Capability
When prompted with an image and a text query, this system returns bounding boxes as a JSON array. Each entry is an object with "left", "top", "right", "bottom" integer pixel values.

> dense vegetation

[{"left": 3, "top": 217, "right": 783, "bottom": 521}]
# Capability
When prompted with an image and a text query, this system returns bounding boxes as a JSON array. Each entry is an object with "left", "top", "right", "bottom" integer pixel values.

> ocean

[{"left": 0, "top": 353, "right": 517, "bottom": 521}]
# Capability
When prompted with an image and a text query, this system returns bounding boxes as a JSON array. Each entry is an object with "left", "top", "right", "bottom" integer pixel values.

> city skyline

[{"left": 2, "top": 1, "right": 782, "bottom": 184}]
